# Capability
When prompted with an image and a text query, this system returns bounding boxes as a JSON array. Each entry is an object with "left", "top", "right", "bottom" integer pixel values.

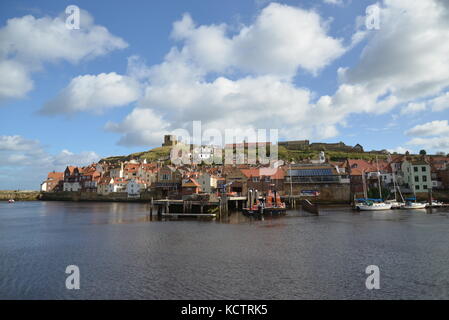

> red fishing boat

[{"left": 243, "top": 189, "right": 286, "bottom": 216}]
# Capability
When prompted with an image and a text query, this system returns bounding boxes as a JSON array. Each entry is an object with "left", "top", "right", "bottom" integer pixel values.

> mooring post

[{"left": 157, "top": 204, "right": 162, "bottom": 220}]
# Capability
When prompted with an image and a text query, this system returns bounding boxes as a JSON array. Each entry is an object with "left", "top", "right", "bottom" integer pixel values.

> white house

[
  {"left": 109, "top": 178, "right": 128, "bottom": 193},
  {"left": 401, "top": 160, "right": 432, "bottom": 193},
  {"left": 196, "top": 173, "right": 218, "bottom": 193},
  {"left": 126, "top": 179, "right": 147, "bottom": 198}
]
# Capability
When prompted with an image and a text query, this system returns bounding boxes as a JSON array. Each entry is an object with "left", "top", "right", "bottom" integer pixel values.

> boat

[
  {"left": 386, "top": 161, "right": 405, "bottom": 209},
  {"left": 357, "top": 200, "right": 392, "bottom": 211},
  {"left": 426, "top": 200, "right": 444, "bottom": 208},
  {"left": 354, "top": 158, "right": 392, "bottom": 211},
  {"left": 243, "top": 189, "right": 286, "bottom": 216},
  {"left": 401, "top": 201, "right": 427, "bottom": 209},
  {"left": 8, "top": 199, "right": 15, "bottom": 203},
  {"left": 400, "top": 193, "right": 427, "bottom": 209},
  {"left": 385, "top": 200, "right": 404, "bottom": 209}
]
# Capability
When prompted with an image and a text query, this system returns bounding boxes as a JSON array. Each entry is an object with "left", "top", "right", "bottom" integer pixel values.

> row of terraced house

[{"left": 40, "top": 153, "right": 449, "bottom": 202}]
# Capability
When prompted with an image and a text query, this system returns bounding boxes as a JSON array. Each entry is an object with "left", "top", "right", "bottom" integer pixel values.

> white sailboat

[
  {"left": 358, "top": 201, "right": 392, "bottom": 211},
  {"left": 401, "top": 202, "right": 426, "bottom": 209},
  {"left": 385, "top": 154, "right": 404, "bottom": 209},
  {"left": 357, "top": 160, "right": 392, "bottom": 211},
  {"left": 400, "top": 182, "right": 426, "bottom": 210}
]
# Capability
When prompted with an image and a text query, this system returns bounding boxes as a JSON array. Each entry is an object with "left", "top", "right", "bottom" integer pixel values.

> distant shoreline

[{"left": 0, "top": 190, "right": 40, "bottom": 201}]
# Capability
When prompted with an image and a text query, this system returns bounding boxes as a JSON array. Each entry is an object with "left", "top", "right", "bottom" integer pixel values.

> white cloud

[
  {"left": 400, "top": 102, "right": 427, "bottom": 115},
  {"left": 405, "top": 120, "right": 449, "bottom": 137},
  {"left": 0, "top": 60, "right": 33, "bottom": 101},
  {"left": 41, "top": 73, "right": 140, "bottom": 114},
  {"left": 430, "top": 91, "right": 449, "bottom": 111},
  {"left": 52, "top": 149, "right": 100, "bottom": 167},
  {"left": 342, "top": 0, "right": 449, "bottom": 102},
  {"left": 105, "top": 108, "right": 170, "bottom": 146},
  {"left": 405, "top": 120, "right": 449, "bottom": 153},
  {"left": 323, "top": 0, "right": 344, "bottom": 5},
  {"left": 121, "top": 73, "right": 345, "bottom": 146},
  {"left": 0, "top": 135, "right": 39, "bottom": 151},
  {"left": 41, "top": 1, "right": 447, "bottom": 149},
  {"left": 0, "top": 10, "right": 127, "bottom": 102},
  {"left": 407, "top": 137, "right": 449, "bottom": 153},
  {"left": 0, "top": 135, "right": 100, "bottom": 189},
  {"left": 170, "top": 3, "right": 346, "bottom": 78}
]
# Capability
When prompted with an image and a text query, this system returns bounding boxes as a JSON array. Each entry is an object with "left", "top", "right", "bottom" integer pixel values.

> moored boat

[
  {"left": 426, "top": 200, "right": 444, "bottom": 208},
  {"left": 357, "top": 201, "right": 392, "bottom": 211},
  {"left": 243, "top": 189, "right": 286, "bottom": 216},
  {"left": 8, "top": 199, "right": 15, "bottom": 203},
  {"left": 385, "top": 200, "right": 404, "bottom": 209},
  {"left": 401, "top": 201, "right": 427, "bottom": 209}
]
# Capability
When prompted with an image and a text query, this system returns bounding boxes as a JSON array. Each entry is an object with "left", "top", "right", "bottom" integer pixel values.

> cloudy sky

[{"left": 1, "top": 0, "right": 449, "bottom": 189}]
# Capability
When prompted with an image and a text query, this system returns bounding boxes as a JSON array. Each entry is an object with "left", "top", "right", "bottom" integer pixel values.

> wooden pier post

[
  {"left": 157, "top": 204, "right": 162, "bottom": 219},
  {"left": 164, "top": 200, "right": 169, "bottom": 214}
]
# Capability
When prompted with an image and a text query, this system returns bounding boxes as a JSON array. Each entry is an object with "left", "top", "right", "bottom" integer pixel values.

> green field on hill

[{"left": 101, "top": 145, "right": 395, "bottom": 164}]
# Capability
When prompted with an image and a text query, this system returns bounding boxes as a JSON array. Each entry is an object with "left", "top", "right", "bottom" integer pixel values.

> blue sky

[{"left": 1, "top": 0, "right": 449, "bottom": 189}]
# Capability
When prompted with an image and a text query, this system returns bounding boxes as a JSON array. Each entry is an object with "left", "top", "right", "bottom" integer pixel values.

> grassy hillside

[
  {"left": 101, "top": 146, "right": 172, "bottom": 163},
  {"left": 277, "top": 146, "right": 389, "bottom": 162},
  {"left": 101, "top": 144, "right": 435, "bottom": 165}
]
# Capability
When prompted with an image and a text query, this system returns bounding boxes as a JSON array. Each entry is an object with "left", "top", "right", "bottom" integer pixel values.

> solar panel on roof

[{"left": 289, "top": 169, "right": 333, "bottom": 176}]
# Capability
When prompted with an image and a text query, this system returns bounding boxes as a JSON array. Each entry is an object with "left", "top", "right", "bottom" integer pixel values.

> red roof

[
  {"left": 48, "top": 172, "right": 63, "bottom": 181},
  {"left": 347, "top": 159, "right": 377, "bottom": 176}
]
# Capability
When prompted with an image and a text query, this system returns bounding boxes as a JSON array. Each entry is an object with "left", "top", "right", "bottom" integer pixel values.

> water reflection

[{"left": 1, "top": 201, "right": 449, "bottom": 299}]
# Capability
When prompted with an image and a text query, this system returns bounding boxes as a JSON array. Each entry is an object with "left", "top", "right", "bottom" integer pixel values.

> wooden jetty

[{"left": 149, "top": 196, "right": 240, "bottom": 219}]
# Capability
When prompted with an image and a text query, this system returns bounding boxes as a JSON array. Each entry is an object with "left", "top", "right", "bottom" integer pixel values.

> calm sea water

[{"left": 1, "top": 201, "right": 449, "bottom": 300}]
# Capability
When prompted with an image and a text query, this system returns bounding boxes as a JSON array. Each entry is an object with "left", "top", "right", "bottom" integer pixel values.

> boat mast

[
  {"left": 362, "top": 169, "right": 368, "bottom": 199},
  {"left": 388, "top": 154, "right": 397, "bottom": 201},
  {"left": 289, "top": 163, "right": 293, "bottom": 199},
  {"left": 376, "top": 156, "right": 383, "bottom": 200}
]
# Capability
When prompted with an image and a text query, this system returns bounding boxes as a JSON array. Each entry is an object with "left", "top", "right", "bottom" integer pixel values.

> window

[
  {"left": 252, "top": 177, "right": 259, "bottom": 182},
  {"left": 414, "top": 167, "right": 418, "bottom": 172},
  {"left": 415, "top": 176, "right": 419, "bottom": 182},
  {"left": 423, "top": 185, "right": 428, "bottom": 189},
  {"left": 422, "top": 166, "right": 426, "bottom": 172},
  {"left": 416, "top": 185, "right": 420, "bottom": 190},
  {"left": 422, "top": 176, "right": 427, "bottom": 182}
]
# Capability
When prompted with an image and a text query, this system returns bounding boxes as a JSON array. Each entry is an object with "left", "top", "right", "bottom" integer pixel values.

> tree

[{"left": 419, "top": 149, "right": 426, "bottom": 155}]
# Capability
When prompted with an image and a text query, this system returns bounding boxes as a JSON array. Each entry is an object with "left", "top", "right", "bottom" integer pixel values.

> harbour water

[{"left": 1, "top": 201, "right": 449, "bottom": 299}]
